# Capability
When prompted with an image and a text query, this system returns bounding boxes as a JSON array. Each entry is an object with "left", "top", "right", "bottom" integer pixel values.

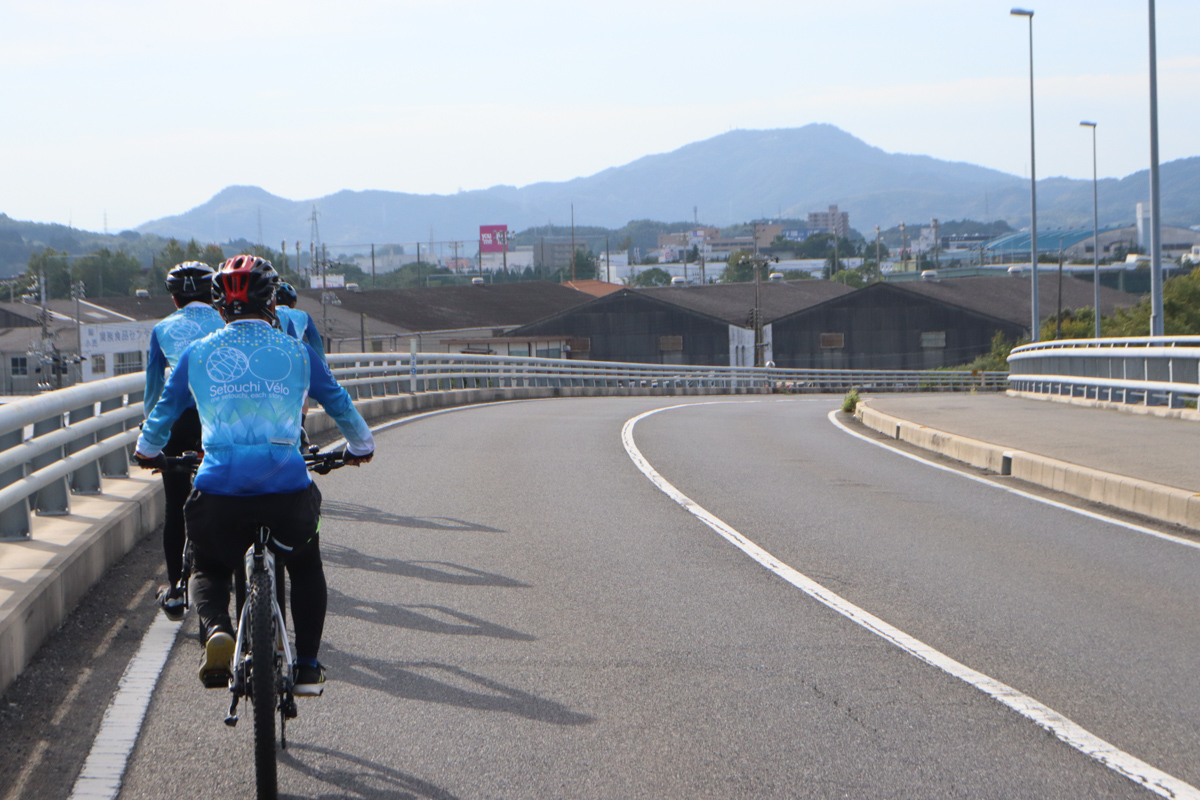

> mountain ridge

[{"left": 113, "top": 123, "right": 1200, "bottom": 246}]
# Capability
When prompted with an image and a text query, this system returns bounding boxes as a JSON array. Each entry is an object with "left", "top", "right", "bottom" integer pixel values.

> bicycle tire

[{"left": 248, "top": 570, "right": 278, "bottom": 800}]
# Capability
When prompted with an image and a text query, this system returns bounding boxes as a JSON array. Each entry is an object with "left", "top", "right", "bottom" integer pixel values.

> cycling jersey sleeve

[
  {"left": 305, "top": 344, "right": 374, "bottom": 456},
  {"left": 136, "top": 348, "right": 193, "bottom": 458},
  {"left": 144, "top": 329, "right": 167, "bottom": 417},
  {"left": 303, "top": 314, "right": 327, "bottom": 363}
]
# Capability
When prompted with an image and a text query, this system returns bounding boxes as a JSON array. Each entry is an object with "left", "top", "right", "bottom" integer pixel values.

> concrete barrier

[{"left": 856, "top": 398, "right": 1200, "bottom": 531}]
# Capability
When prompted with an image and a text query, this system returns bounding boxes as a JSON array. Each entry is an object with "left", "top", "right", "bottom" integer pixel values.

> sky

[{"left": 2, "top": 0, "right": 1198, "bottom": 234}]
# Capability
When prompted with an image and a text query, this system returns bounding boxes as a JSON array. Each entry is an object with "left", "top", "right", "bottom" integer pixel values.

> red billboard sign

[{"left": 479, "top": 224, "right": 508, "bottom": 253}]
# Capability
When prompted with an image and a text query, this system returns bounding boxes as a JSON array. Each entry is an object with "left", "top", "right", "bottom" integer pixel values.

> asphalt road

[{"left": 8, "top": 395, "right": 1200, "bottom": 799}]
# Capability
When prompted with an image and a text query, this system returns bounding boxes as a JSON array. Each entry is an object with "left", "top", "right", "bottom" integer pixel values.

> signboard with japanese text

[
  {"left": 479, "top": 224, "right": 508, "bottom": 253},
  {"left": 310, "top": 274, "right": 345, "bottom": 289},
  {"left": 80, "top": 320, "right": 158, "bottom": 381}
]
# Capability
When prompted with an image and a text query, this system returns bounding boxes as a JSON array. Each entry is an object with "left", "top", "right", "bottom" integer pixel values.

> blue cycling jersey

[
  {"left": 136, "top": 319, "right": 375, "bottom": 496},
  {"left": 144, "top": 302, "right": 225, "bottom": 417},
  {"left": 276, "top": 306, "right": 327, "bottom": 363}
]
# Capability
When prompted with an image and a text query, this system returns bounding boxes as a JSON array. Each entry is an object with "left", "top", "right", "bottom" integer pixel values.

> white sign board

[
  {"left": 80, "top": 320, "right": 158, "bottom": 381},
  {"left": 310, "top": 275, "right": 345, "bottom": 289}
]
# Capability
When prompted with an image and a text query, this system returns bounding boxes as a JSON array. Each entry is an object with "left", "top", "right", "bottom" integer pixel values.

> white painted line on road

[
  {"left": 828, "top": 409, "right": 1200, "bottom": 552},
  {"left": 623, "top": 403, "right": 1200, "bottom": 800},
  {"left": 67, "top": 615, "right": 182, "bottom": 800}
]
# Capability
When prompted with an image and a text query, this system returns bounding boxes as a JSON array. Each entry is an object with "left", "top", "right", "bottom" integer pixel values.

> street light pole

[
  {"left": 1147, "top": 0, "right": 1164, "bottom": 335},
  {"left": 1012, "top": 7, "right": 1039, "bottom": 340},
  {"left": 1081, "top": 121, "right": 1101, "bottom": 338}
]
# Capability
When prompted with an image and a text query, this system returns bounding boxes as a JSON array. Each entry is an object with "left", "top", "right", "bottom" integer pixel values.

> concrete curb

[
  {"left": 1005, "top": 389, "right": 1200, "bottom": 422},
  {"left": 0, "top": 476, "right": 162, "bottom": 696},
  {"left": 855, "top": 398, "right": 1200, "bottom": 532},
  {"left": 0, "top": 383, "right": 763, "bottom": 696}
]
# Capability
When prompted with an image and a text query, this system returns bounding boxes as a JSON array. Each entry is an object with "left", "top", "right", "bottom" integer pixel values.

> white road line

[
  {"left": 827, "top": 409, "right": 1200, "bottom": 551},
  {"left": 67, "top": 616, "right": 182, "bottom": 800},
  {"left": 622, "top": 402, "right": 1200, "bottom": 800}
]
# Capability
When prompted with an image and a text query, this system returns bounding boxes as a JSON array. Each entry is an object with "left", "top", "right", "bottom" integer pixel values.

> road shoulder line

[{"left": 621, "top": 402, "right": 1199, "bottom": 800}]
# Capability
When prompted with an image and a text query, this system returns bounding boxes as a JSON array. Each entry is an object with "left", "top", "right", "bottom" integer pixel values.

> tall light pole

[
  {"left": 1012, "top": 8, "right": 1039, "bottom": 340},
  {"left": 1081, "top": 121, "right": 1101, "bottom": 338},
  {"left": 1147, "top": 0, "right": 1164, "bottom": 335}
]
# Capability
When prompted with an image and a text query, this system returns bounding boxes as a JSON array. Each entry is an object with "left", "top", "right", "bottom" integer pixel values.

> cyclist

[
  {"left": 145, "top": 262, "right": 224, "bottom": 621},
  {"left": 276, "top": 281, "right": 324, "bottom": 447},
  {"left": 134, "top": 255, "right": 375, "bottom": 697},
  {"left": 275, "top": 282, "right": 327, "bottom": 363}
]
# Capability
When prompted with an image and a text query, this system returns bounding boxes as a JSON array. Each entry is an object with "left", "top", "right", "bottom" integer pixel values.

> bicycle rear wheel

[{"left": 248, "top": 570, "right": 278, "bottom": 800}]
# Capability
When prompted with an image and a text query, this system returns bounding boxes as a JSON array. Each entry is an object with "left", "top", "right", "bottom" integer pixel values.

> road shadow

[
  {"left": 280, "top": 741, "right": 461, "bottom": 800},
  {"left": 323, "top": 543, "right": 531, "bottom": 588},
  {"left": 323, "top": 645, "right": 594, "bottom": 727},
  {"left": 327, "top": 587, "right": 536, "bottom": 641},
  {"left": 321, "top": 500, "right": 502, "bottom": 533}
]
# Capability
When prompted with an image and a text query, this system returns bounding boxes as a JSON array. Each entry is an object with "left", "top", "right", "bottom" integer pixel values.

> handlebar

[
  {"left": 134, "top": 447, "right": 358, "bottom": 475},
  {"left": 303, "top": 447, "right": 350, "bottom": 475}
]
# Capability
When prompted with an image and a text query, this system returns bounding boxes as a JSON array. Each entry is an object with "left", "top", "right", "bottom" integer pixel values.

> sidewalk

[{"left": 856, "top": 393, "right": 1200, "bottom": 531}]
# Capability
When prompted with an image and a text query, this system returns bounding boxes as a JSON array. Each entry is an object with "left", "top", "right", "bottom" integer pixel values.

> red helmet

[{"left": 213, "top": 255, "right": 279, "bottom": 316}]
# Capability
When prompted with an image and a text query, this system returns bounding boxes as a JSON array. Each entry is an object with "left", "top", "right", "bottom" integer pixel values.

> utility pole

[
  {"left": 1056, "top": 239, "right": 1065, "bottom": 339},
  {"left": 605, "top": 236, "right": 611, "bottom": 284},
  {"left": 932, "top": 218, "right": 940, "bottom": 268},
  {"left": 570, "top": 204, "right": 576, "bottom": 282},
  {"left": 295, "top": 241, "right": 301, "bottom": 286},
  {"left": 875, "top": 226, "right": 881, "bottom": 277},
  {"left": 900, "top": 223, "right": 908, "bottom": 271},
  {"left": 321, "top": 243, "right": 329, "bottom": 343},
  {"left": 371, "top": 243, "right": 376, "bottom": 290}
]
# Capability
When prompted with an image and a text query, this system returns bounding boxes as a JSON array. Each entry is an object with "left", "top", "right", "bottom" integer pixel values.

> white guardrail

[
  {"left": 1008, "top": 336, "right": 1200, "bottom": 408},
  {"left": 0, "top": 353, "right": 1006, "bottom": 540}
]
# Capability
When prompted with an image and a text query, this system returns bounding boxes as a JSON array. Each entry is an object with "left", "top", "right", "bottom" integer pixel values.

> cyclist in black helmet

[{"left": 146, "top": 261, "right": 225, "bottom": 620}]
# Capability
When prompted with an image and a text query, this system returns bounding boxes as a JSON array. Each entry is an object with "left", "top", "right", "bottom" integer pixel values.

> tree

[
  {"left": 628, "top": 267, "right": 672, "bottom": 287},
  {"left": 1103, "top": 267, "right": 1200, "bottom": 336},
  {"left": 27, "top": 247, "right": 72, "bottom": 299},
  {"left": 1040, "top": 308, "right": 1097, "bottom": 341},
  {"left": 556, "top": 248, "right": 596, "bottom": 281},
  {"left": 718, "top": 249, "right": 759, "bottom": 283},
  {"left": 954, "top": 330, "right": 1022, "bottom": 371},
  {"left": 73, "top": 249, "right": 142, "bottom": 297}
]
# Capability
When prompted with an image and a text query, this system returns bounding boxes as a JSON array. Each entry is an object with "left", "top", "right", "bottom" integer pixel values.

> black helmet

[
  {"left": 276, "top": 282, "right": 298, "bottom": 307},
  {"left": 165, "top": 261, "right": 215, "bottom": 304},
  {"left": 212, "top": 255, "right": 279, "bottom": 317}
]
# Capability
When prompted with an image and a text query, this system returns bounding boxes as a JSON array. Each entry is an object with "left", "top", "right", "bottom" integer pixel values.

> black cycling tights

[
  {"left": 161, "top": 409, "right": 202, "bottom": 585},
  {"left": 185, "top": 484, "right": 327, "bottom": 660}
]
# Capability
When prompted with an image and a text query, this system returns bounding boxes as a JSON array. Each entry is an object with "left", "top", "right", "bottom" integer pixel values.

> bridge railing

[
  {"left": 325, "top": 353, "right": 1008, "bottom": 396},
  {"left": 0, "top": 353, "right": 1004, "bottom": 540},
  {"left": 1007, "top": 336, "right": 1200, "bottom": 407}
]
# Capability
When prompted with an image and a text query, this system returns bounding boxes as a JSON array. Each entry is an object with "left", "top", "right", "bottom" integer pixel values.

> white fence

[
  {"left": 0, "top": 353, "right": 1006, "bottom": 540},
  {"left": 1007, "top": 337, "right": 1200, "bottom": 408}
]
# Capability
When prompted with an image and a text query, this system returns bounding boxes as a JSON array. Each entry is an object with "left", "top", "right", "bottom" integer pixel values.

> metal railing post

[
  {"left": 0, "top": 429, "right": 29, "bottom": 539},
  {"left": 67, "top": 402, "right": 102, "bottom": 495},
  {"left": 30, "top": 414, "right": 70, "bottom": 516},
  {"left": 98, "top": 396, "right": 130, "bottom": 478}
]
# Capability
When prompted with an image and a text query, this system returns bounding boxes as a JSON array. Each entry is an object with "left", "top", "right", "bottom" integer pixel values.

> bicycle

[
  {"left": 147, "top": 447, "right": 349, "bottom": 800},
  {"left": 221, "top": 447, "right": 348, "bottom": 800}
]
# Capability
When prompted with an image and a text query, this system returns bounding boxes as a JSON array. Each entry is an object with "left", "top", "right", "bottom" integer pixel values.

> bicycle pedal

[{"left": 281, "top": 699, "right": 298, "bottom": 719}]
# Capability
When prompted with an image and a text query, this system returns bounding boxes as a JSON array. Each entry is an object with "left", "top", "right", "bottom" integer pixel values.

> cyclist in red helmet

[{"left": 135, "top": 254, "right": 375, "bottom": 695}]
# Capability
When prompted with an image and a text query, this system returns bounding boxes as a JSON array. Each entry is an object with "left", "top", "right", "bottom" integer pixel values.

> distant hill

[
  {"left": 134, "top": 124, "right": 1200, "bottom": 247},
  {"left": 2, "top": 124, "right": 1196, "bottom": 279}
]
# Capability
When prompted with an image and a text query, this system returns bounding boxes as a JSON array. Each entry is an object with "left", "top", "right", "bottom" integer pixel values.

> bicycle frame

[{"left": 224, "top": 527, "right": 298, "bottom": 743}]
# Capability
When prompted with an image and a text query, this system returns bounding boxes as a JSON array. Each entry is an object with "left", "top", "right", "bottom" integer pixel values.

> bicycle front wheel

[{"left": 248, "top": 570, "right": 278, "bottom": 800}]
